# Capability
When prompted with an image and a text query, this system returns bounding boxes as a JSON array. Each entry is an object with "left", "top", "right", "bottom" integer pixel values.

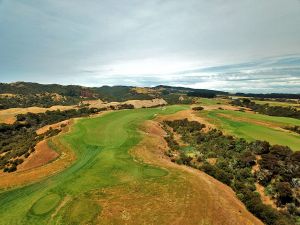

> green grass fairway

[
  {"left": 201, "top": 110, "right": 300, "bottom": 151},
  {"left": 0, "top": 105, "right": 188, "bottom": 225},
  {"left": 209, "top": 109, "right": 300, "bottom": 127}
]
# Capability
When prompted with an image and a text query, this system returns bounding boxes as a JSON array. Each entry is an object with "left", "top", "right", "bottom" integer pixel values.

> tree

[{"left": 275, "top": 182, "right": 293, "bottom": 206}]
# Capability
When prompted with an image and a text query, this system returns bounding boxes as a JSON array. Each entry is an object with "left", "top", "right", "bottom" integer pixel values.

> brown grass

[
  {"left": 18, "top": 140, "right": 59, "bottom": 171},
  {"left": 0, "top": 98, "right": 166, "bottom": 124},
  {"left": 0, "top": 105, "right": 76, "bottom": 124},
  {"left": 82, "top": 99, "right": 105, "bottom": 107},
  {"left": 201, "top": 104, "right": 243, "bottom": 111},
  {"left": 124, "top": 98, "right": 167, "bottom": 108},
  {"left": 131, "top": 87, "right": 160, "bottom": 96},
  {"left": 83, "top": 98, "right": 167, "bottom": 109},
  {"left": 157, "top": 109, "right": 215, "bottom": 131},
  {"left": 92, "top": 120, "right": 263, "bottom": 224},
  {"left": 36, "top": 120, "right": 70, "bottom": 135},
  {"left": 0, "top": 119, "right": 77, "bottom": 189},
  {"left": 120, "top": 120, "right": 264, "bottom": 225}
]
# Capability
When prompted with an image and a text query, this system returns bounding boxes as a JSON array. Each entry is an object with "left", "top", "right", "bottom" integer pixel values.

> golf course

[
  {"left": 0, "top": 106, "right": 262, "bottom": 225},
  {"left": 200, "top": 109, "right": 300, "bottom": 151}
]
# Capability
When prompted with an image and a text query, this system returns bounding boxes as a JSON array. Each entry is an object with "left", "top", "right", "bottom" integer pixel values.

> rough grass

[
  {"left": 0, "top": 105, "right": 75, "bottom": 124},
  {"left": 0, "top": 105, "right": 190, "bottom": 225},
  {"left": 201, "top": 109, "right": 300, "bottom": 151}
]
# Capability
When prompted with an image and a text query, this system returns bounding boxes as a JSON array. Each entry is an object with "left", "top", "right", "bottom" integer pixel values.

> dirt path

[
  {"left": 255, "top": 183, "right": 277, "bottom": 209},
  {"left": 252, "top": 156, "right": 277, "bottom": 209},
  {"left": 130, "top": 120, "right": 263, "bottom": 225}
]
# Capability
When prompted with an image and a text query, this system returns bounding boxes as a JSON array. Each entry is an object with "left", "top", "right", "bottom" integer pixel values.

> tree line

[
  {"left": 0, "top": 94, "right": 79, "bottom": 109},
  {"left": 235, "top": 93, "right": 300, "bottom": 100},
  {"left": 231, "top": 98, "right": 300, "bottom": 119},
  {"left": 284, "top": 126, "right": 300, "bottom": 135}
]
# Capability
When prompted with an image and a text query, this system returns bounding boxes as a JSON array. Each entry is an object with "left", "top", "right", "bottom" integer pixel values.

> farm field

[
  {"left": 199, "top": 109, "right": 300, "bottom": 151},
  {"left": 0, "top": 105, "right": 262, "bottom": 225}
]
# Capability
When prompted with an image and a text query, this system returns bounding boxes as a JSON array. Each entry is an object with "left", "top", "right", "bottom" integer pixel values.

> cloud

[
  {"left": 69, "top": 55, "right": 300, "bottom": 93},
  {"left": 0, "top": 0, "right": 300, "bottom": 93}
]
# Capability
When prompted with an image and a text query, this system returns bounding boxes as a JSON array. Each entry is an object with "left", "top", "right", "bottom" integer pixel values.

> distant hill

[
  {"left": 0, "top": 82, "right": 84, "bottom": 96},
  {"left": 0, "top": 82, "right": 227, "bottom": 96},
  {"left": 235, "top": 92, "right": 300, "bottom": 99},
  {"left": 153, "top": 85, "right": 226, "bottom": 94},
  {"left": 0, "top": 82, "right": 228, "bottom": 109}
]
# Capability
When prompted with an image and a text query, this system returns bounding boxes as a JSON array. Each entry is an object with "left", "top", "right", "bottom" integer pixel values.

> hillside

[{"left": 0, "top": 82, "right": 228, "bottom": 109}]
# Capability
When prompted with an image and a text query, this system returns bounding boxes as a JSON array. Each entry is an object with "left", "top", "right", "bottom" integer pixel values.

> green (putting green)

[
  {"left": 31, "top": 193, "right": 61, "bottom": 215},
  {"left": 0, "top": 105, "right": 188, "bottom": 225},
  {"left": 202, "top": 110, "right": 300, "bottom": 151}
]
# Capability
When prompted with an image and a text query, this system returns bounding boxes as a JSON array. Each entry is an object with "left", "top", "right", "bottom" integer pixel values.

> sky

[{"left": 0, "top": 0, "right": 300, "bottom": 93}]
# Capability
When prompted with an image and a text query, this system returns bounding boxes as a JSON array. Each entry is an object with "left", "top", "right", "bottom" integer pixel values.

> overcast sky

[{"left": 0, "top": 0, "right": 300, "bottom": 93}]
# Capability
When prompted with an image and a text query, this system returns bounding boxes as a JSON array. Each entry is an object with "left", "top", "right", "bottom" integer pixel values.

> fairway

[
  {"left": 201, "top": 110, "right": 300, "bottom": 151},
  {"left": 0, "top": 106, "right": 191, "bottom": 224},
  {"left": 215, "top": 110, "right": 300, "bottom": 127},
  {"left": 0, "top": 105, "right": 263, "bottom": 225}
]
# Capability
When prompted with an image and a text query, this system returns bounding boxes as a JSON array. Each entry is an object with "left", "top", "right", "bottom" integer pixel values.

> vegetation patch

[
  {"left": 231, "top": 98, "right": 300, "bottom": 119},
  {"left": 0, "top": 107, "right": 102, "bottom": 172},
  {"left": 162, "top": 119, "right": 299, "bottom": 225},
  {"left": 254, "top": 100, "right": 300, "bottom": 108}
]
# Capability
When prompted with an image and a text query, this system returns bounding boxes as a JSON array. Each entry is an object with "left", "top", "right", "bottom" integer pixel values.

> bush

[
  {"left": 192, "top": 106, "right": 204, "bottom": 111},
  {"left": 162, "top": 118, "right": 299, "bottom": 224},
  {"left": 275, "top": 182, "right": 293, "bottom": 206}
]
